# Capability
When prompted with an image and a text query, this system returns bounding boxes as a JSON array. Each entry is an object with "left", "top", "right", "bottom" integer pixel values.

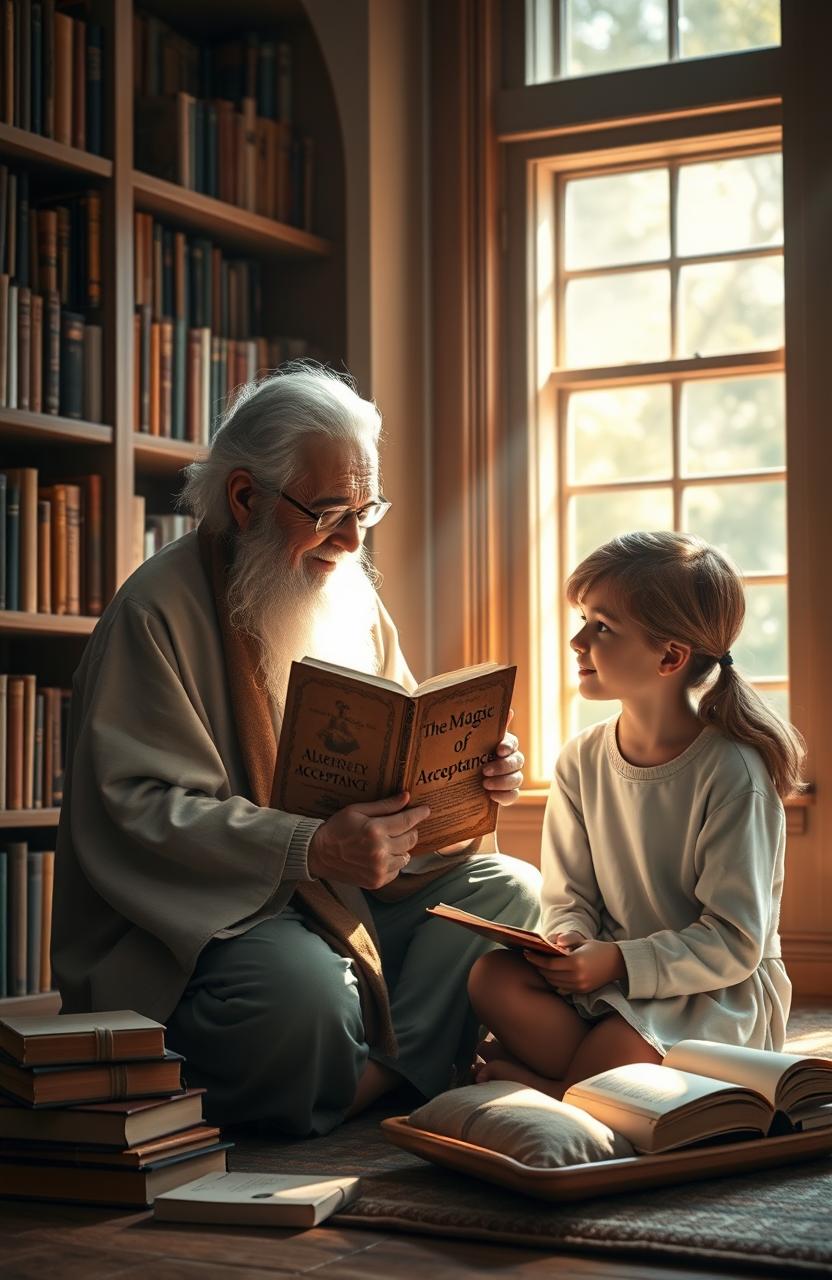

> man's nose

[{"left": 330, "top": 513, "right": 362, "bottom": 553}]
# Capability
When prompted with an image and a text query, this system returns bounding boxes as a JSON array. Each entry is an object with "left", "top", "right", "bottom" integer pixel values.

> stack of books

[{"left": 0, "top": 1010, "right": 230, "bottom": 1206}]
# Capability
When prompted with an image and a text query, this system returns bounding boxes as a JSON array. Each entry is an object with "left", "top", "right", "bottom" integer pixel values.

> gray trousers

[{"left": 166, "top": 853, "right": 541, "bottom": 1135}]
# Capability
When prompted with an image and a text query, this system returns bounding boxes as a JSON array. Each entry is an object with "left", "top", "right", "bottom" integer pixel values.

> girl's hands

[{"left": 524, "top": 938, "right": 626, "bottom": 994}]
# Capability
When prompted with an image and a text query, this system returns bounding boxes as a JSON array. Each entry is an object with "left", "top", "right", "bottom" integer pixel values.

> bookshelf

[{"left": 1, "top": 0, "right": 347, "bottom": 1014}]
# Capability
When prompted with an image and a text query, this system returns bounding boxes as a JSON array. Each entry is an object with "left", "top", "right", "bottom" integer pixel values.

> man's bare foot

[{"left": 475, "top": 1053, "right": 565, "bottom": 1099}]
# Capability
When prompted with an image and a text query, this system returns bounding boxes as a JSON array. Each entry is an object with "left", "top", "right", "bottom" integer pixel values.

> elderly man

[{"left": 53, "top": 365, "right": 540, "bottom": 1135}]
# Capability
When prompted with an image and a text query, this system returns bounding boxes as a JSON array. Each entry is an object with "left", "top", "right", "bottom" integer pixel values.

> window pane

[
  {"left": 681, "top": 374, "right": 785, "bottom": 475},
  {"left": 570, "top": 696, "right": 620, "bottom": 735},
  {"left": 565, "top": 170, "right": 669, "bottom": 269},
  {"left": 566, "top": 0, "right": 668, "bottom": 76},
  {"left": 567, "top": 385, "right": 672, "bottom": 483},
  {"left": 565, "top": 271, "right": 670, "bottom": 366},
  {"left": 569, "top": 487, "right": 674, "bottom": 568},
  {"left": 677, "top": 154, "right": 783, "bottom": 257},
  {"left": 682, "top": 480, "right": 786, "bottom": 573},
  {"left": 679, "top": 0, "right": 780, "bottom": 59},
  {"left": 678, "top": 257, "right": 784, "bottom": 358},
  {"left": 733, "top": 584, "right": 788, "bottom": 679}
]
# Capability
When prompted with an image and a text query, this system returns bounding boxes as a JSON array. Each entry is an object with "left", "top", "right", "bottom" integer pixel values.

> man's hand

[
  {"left": 523, "top": 938, "right": 626, "bottom": 994},
  {"left": 482, "top": 709, "right": 524, "bottom": 808},
  {"left": 306, "top": 792, "right": 430, "bottom": 889}
]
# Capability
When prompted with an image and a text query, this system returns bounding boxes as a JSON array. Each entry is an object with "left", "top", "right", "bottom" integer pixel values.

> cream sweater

[{"left": 540, "top": 718, "right": 791, "bottom": 1053}]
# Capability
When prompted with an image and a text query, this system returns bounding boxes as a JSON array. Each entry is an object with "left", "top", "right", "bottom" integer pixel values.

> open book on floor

[
  {"left": 562, "top": 1038, "right": 832, "bottom": 1154},
  {"left": 426, "top": 903, "right": 575, "bottom": 955},
  {"left": 153, "top": 1170, "right": 362, "bottom": 1227},
  {"left": 274, "top": 658, "right": 515, "bottom": 853}
]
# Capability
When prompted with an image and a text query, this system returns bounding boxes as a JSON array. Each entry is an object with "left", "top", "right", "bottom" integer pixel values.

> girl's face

[{"left": 570, "top": 585, "right": 667, "bottom": 703}]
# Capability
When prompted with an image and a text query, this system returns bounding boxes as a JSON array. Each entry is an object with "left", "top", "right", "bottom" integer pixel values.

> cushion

[{"left": 409, "top": 1081, "right": 635, "bottom": 1169}]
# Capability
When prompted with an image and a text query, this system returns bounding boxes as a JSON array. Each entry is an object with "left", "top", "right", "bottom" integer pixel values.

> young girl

[{"left": 468, "top": 531, "right": 804, "bottom": 1096}]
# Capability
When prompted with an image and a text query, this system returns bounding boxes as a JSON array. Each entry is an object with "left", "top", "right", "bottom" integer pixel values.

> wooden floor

[{"left": 0, "top": 1197, "right": 780, "bottom": 1280}]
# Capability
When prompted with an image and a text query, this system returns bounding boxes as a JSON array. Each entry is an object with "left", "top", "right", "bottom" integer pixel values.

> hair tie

[{"left": 717, "top": 652, "right": 734, "bottom": 668}]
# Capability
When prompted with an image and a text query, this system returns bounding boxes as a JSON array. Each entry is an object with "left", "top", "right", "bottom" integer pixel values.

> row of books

[
  {"left": 1, "top": 0, "right": 104, "bottom": 153},
  {"left": 136, "top": 93, "right": 313, "bottom": 228},
  {"left": 0, "top": 278, "right": 102, "bottom": 418},
  {"left": 1, "top": 171, "right": 102, "bottom": 312},
  {"left": 140, "top": 511, "right": 195, "bottom": 565},
  {"left": 0, "top": 843, "right": 53, "bottom": 997},
  {"left": 135, "top": 14, "right": 294, "bottom": 123},
  {"left": 134, "top": 319, "right": 308, "bottom": 443},
  {"left": 0, "top": 677, "right": 69, "bottom": 811},
  {"left": 0, "top": 1011, "right": 229, "bottom": 1205},
  {"left": 0, "top": 470, "right": 103, "bottom": 615}
]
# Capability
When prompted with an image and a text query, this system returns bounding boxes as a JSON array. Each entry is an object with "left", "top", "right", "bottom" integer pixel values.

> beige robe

[{"left": 52, "top": 531, "right": 425, "bottom": 1022}]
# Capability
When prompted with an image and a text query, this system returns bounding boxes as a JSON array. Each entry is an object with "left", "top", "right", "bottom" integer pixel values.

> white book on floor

[{"left": 153, "top": 1170, "right": 361, "bottom": 1227}]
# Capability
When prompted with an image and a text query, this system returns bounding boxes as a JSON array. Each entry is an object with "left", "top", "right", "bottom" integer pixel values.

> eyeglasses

[{"left": 276, "top": 489, "right": 392, "bottom": 535}]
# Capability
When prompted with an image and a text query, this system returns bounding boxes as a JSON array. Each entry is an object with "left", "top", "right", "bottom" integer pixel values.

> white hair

[{"left": 179, "top": 362, "right": 383, "bottom": 532}]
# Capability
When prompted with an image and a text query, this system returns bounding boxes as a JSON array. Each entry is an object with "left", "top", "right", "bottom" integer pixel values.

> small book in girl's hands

[{"left": 426, "top": 903, "right": 577, "bottom": 955}]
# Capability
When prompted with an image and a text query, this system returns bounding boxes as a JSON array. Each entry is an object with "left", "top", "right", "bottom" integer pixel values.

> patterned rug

[{"left": 228, "top": 1006, "right": 832, "bottom": 1276}]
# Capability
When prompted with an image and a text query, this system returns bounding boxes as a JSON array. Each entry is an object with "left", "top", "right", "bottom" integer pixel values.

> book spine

[
  {"left": 49, "top": 484, "right": 66, "bottom": 615},
  {"left": 39, "top": 848, "right": 54, "bottom": 990},
  {"left": 30, "top": 291, "right": 42, "bottom": 412},
  {"left": 42, "top": 0, "right": 54, "bottom": 139},
  {"left": 37, "top": 497, "right": 51, "bottom": 611},
  {"left": 85, "top": 189, "right": 101, "bottom": 310},
  {"left": 42, "top": 687, "right": 53, "bottom": 808},
  {"left": 72, "top": 16, "right": 85, "bottom": 150},
  {"left": 19, "top": 467, "right": 37, "bottom": 614},
  {"left": 19, "top": 0, "right": 31, "bottom": 134},
  {"left": 26, "top": 850, "right": 42, "bottom": 994},
  {"left": 59, "top": 310, "right": 84, "bottom": 418},
  {"left": 22, "top": 673, "right": 36, "bottom": 809},
  {"left": 5, "top": 475, "right": 19, "bottom": 612},
  {"left": 33, "top": 689, "right": 44, "bottom": 808},
  {"left": 63, "top": 484, "right": 80, "bottom": 615},
  {"left": 7, "top": 842, "right": 27, "bottom": 996},
  {"left": 85, "top": 22, "right": 102, "bottom": 155},
  {"left": 83, "top": 474, "right": 102, "bottom": 615},
  {"left": 17, "top": 285, "right": 31, "bottom": 410},
  {"left": 53, "top": 11, "right": 72, "bottom": 146},
  {"left": 30, "top": 2, "right": 42, "bottom": 136},
  {"left": 2, "top": 0, "right": 13, "bottom": 126},
  {"left": 44, "top": 287, "right": 60, "bottom": 414},
  {"left": 82, "top": 321, "right": 102, "bottom": 423},
  {"left": 0, "top": 274, "right": 7, "bottom": 406}
]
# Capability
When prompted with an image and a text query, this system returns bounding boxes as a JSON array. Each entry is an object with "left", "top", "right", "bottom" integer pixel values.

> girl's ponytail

[{"left": 695, "top": 662, "right": 806, "bottom": 800}]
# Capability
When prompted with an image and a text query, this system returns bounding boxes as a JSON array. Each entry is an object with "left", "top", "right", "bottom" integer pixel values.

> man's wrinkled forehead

[{"left": 294, "top": 437, "right": 379, "bottom": 505}]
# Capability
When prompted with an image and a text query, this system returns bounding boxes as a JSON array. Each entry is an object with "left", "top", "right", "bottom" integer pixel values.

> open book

[
  {"left": 154, "top": 1171, "right": 361, "bottom": 1227},
  {"left": 563, "top": 1039, "right": 832, "bottom": 1154},
  {"left": 426, "top": 903, "right": 575, "bottom": 955},
  {"left": 274, "top": 658, "right": 515, "bottom": 853}
]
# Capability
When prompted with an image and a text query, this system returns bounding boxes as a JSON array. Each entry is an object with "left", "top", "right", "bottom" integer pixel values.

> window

[
  {"left": 550, "top": 149, "right": 786, "bottom": 752},
  {"left": 527, "top": 0, "right": 781, "bottom": 83}
]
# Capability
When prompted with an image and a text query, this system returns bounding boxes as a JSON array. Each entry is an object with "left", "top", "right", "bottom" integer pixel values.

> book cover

[
  {"left": 63, "top": 483, "right": 81, "bottom": 614},
  {"left": 275, "top": 659, "right": 516, "bottom": 854},
  {"left": 59, "top": 310, "right": 84, "bottom": 419},
  {"left": 82, "top": 473, "right": 102, "bottom": 614},
  {"left": 42, "top": 0, "right": 54, "bottom": 140},
  {"left": 37, "top": 498, "right": 51, "bottom": 612},
  {"left": 426, "top": 904, "right": 575, "bottom": 956},
  {"left": 85, "top": 22, "right": 102, "bottom": 154},
  {"left": 6, "top": 678, "right": 23, "bottom": 810},
  {"left": 0, "top": 1141, "right": 230, "bottom": 1206},
  {"left": 0, "top": 673, "right": 6, "bottom": 807},
  {"left": 72, "top": 15, "right": 85, "bottom": 150},
  {"left": 0, "top": 850, "right": 6, "bottom": 996},
  {"left": 21, "top": 673, "right": 36, "bottom": 808},
  {"left": 154, "top": 1170, "right": 361, "bottom": 1227},
  {"left": 33, "top": 691, "right": 44, "bottom": 808},
  {"left": 0, "top": 1010, "right": 166, "bottom": 1067},
  {"left": 30, "top": 291, "right": 42, "bottom": 412},
  {"left": 17, "top": 287, "right": 31, "bottom": 411},
  {"left": 53, "top": 10, "right": 72, "bottom": 146},
  {"left": 43, "top": 286, "right": 60, "bottom": 414},
  {"left": 0, "top": 1087, "right": 206, "bottom": 1147},
  {"left": 0, "top": 1123, "right": 220, "bottom": 1168},
  {"left": 0, "top": 274, "right": 8, "bottom": 406},
  {"left": 15, "top": 467, "right": 38, "bottom": 614},
  {"left": 0, "top": 1046, "right": 184, "bottom": 1106}
]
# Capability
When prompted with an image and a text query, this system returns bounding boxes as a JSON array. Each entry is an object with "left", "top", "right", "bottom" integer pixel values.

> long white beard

[{"left": 226, "top": 516, "right": 381, "bottom": 710}]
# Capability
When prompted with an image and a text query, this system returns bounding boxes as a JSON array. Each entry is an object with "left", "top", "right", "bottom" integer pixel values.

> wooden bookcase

[{"left": 0, "top": 0, "right": 346, "bottom": 1014}]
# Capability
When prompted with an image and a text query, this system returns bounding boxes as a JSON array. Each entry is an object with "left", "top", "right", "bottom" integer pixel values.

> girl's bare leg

[
  {"left": 467, "top": 949, "right": 589, "bottom": 1080},
  {"left": 559, "top": 1012, "right": 662, "bottom": 1089}
]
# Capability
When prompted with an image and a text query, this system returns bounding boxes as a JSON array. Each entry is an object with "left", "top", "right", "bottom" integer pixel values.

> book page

[
  {"left": 414, "top": 662, "right": 503, "bottom": 695},
  {"left": 565, "top": 1062, "right": 750, "bottom": 1122},
  {"left": 156, "top": 1171, "right": 358, "bottom": 1206},
  {"left": 664, "top": 1040, "right": 803, "bottom": 1107}
]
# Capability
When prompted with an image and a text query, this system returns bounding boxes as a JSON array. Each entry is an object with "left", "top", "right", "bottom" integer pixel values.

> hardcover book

[
  {"left": 426, "top": 904, "right": 575, "bottom": 955},
  {"left": 0, "top": 1087, "right": 206, "bottom": 1147},
  {"left": 0, "top": 1046, "right": 183, "bottom": 1106},
  {"left": 274, "top": 658, "right": 516, "bottom": 854},
  {"left": 0, "top": 1010, "right": 166, "bottom": 1066},
  {"left": 0, "top": 1142, "right": 230, "bottom": 1206},
  {"left": 154, "top": 1170, "right": 361, "bottom": 1227},
  {"left": 562, "top": 1039, "right": 832, "bottom": 1154}
]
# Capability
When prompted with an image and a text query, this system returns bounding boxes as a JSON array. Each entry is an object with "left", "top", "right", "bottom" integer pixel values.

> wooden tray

[{"left": 381, "top": 1116, "right": 832, "bottom": 1203}]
